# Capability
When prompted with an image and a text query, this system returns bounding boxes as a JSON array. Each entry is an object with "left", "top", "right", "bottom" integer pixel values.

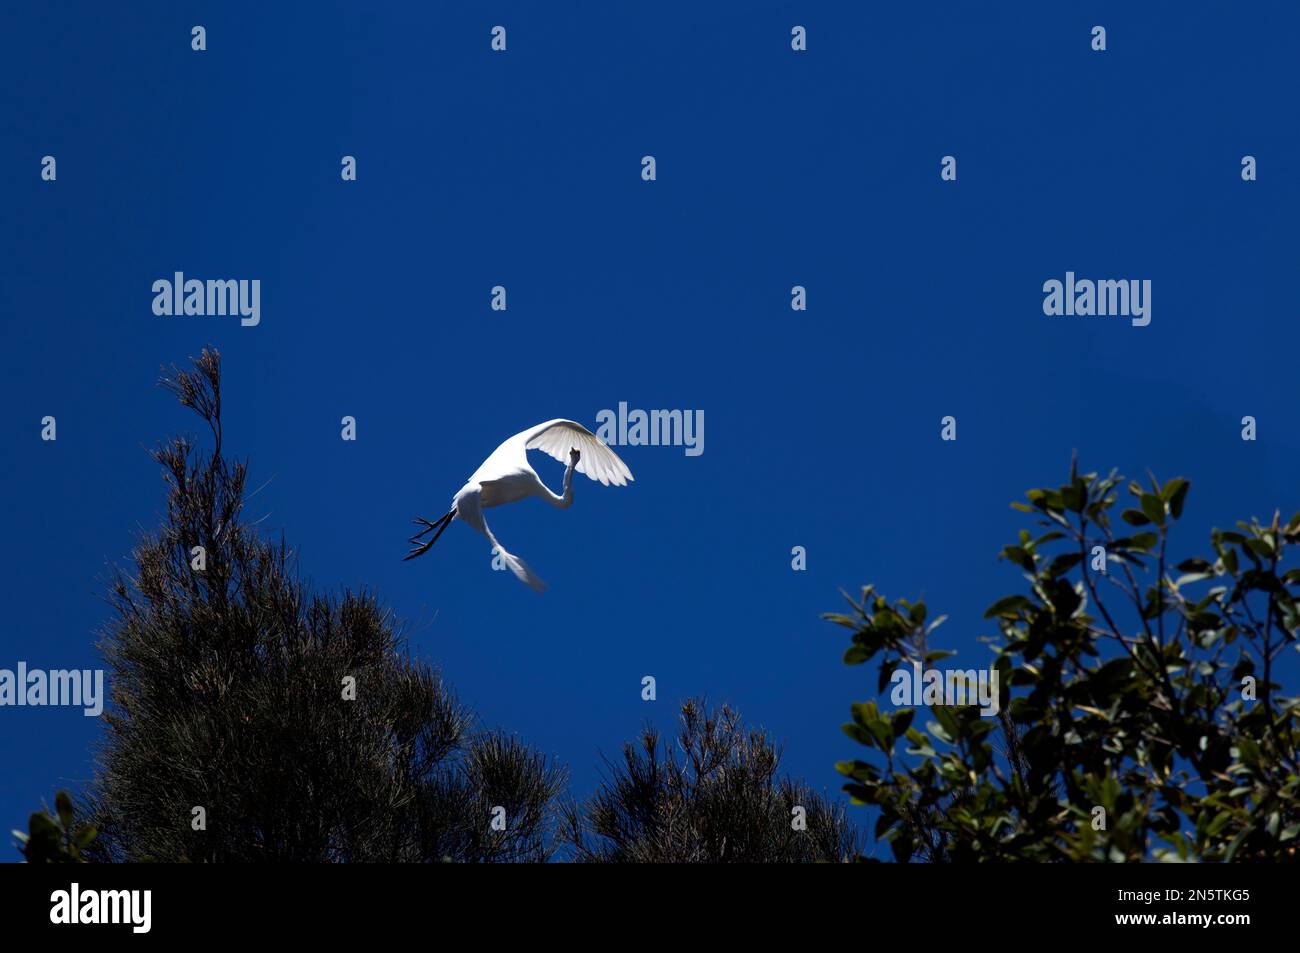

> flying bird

[{"left": 403, "top": 419, "right": 633, "bottom": 591}]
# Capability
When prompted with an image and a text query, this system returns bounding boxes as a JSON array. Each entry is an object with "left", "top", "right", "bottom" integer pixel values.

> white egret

[{"left": 403, "top": 419, "right": 634, "bottom": 591}]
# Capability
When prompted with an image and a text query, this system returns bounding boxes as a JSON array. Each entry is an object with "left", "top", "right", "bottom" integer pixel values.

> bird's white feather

[{"left": 522, "top": 419, "right": 634, "bottom": 487}]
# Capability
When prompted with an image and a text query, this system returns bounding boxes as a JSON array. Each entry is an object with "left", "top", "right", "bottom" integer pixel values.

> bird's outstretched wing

[{"left": 524, "top": 419, "right": 634, "bottom": 487}]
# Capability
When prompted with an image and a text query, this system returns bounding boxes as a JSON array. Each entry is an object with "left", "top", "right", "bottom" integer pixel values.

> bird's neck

[
  {"left": 560, "top": 462, "right": 575, "bottom": 506},
  {"left": 541, "top": 464, "right": 575, "bottom": 508}
]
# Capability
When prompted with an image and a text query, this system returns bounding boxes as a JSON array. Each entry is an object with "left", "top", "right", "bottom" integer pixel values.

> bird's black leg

[
  {"left": 403, "top": 510, "right": 455, "bottom": 561},
  {"left": 409, "top": 516, "right": 443, "bottom": 542}
]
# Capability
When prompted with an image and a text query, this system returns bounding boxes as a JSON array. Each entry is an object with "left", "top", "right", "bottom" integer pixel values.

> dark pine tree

[
  {"left": 86, "top": 348, "right": 564, "bottom": 862},
  {"left": 560, "top": 698, "right": 861, "bottom": 862}
]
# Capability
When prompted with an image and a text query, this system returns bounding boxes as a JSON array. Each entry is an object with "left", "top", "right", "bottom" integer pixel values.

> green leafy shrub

[
  {"left": 829, "top": 461, "right": 1299, "bottom": 862},
  {"left": 13, "top": 791, "right": 97, "bottom": 863}
]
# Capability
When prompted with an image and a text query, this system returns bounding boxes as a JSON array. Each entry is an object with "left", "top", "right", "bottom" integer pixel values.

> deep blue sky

[{"left": 2, "top": 2, "right": 1297, "bottom": 856}]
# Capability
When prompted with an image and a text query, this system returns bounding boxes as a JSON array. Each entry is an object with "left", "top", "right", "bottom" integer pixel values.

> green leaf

[
  {"left": 984, "top": 595, "right": 1034, "bottom": 619},
  {"left": 1235, "top": 738, "right": 1261, "bottom": 769},
  {"left": 28, "top": 812, "right": 58, "bottom": 838},
  {"left": 1245, "top": 538, "right": 1274, "bottom": 559},
  {"left": 933, "top": 706, "right": 961, "bottom": 738},
  {"left": 851, "top": 701, "right": 894, "bottom": 749},
  {"left": 1121, "top": 509, "right": 1151, "bottom": 526},
  {"left": 841, "top": 723, "right": 874, "bottom": 748},
  {"left": 891, "top": 708, "right": 915, "bottom": 736},
  {"left": 1048, "top": 553, "right": 1083, "bottom": 576},
  {"left": 1001, "top": 546, "right": 1034, "bottom": 570},
  {"left": 835, "top": 760, "right": 877, "bottom": 783},
  {"left": 843, "top": 645, "right": 870, "bottom": 666},
  {"left": 73, "top": 825, "right": 97, "bottom": 850},
  {"left": 1128, "top": 532, "right": 1158, "bottom": 551},
  {"left": 1139, "top": 493, "right": 1165, "bottom": 526},
  {"left": 1165, "top": 479, "right": 1190, "bottom": 519},
  {"left": 1206, "top": 811, "right": 1233, "bottom": 838},
  {"left": 55, "top": 792, "right": 74, "bottom": 830},
  {"left": 851, "top": 700, "right": 880, "bottom": 728},
  {"left": 1224, "top": 827, "right": 1250, "bottom": 862},
  {"left": 843, "top": 783, "right": 875, "bottom": 806}
]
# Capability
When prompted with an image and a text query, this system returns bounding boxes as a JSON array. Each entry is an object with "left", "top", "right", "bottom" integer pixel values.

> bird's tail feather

[
  {"left": 494, "top": 543, "right": 547, "bottom": 593},
  {"left": 456, "top": 487, "right": 547, "bottom": 592}
]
